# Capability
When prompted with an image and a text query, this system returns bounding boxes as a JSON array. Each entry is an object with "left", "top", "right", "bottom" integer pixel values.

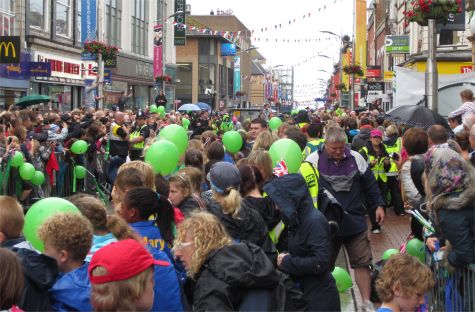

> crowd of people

[{"left": 0, "top": 89, "right": 475, "bottom": 312}]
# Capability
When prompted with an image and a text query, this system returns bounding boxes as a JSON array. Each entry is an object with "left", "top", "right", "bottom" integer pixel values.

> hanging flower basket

[
  {"left": 404, "top": 0, "right": 462, "bottom": 27},
  {"left": 343, "top": 64, "right": 364, "bottom": 76},
  {"left": 155, "top": 75, "right": 172, "bottom": 82},
  {"left": 82, "top": 41, "right": 119, "bottom": 59},
  {"left": 335, "top": 83, "right": 347, "bottom": 91}
]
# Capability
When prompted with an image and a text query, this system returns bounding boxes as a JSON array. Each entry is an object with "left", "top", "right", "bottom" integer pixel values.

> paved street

[{"left": 340, "top": 209, "right": 412, "bottom": 311}]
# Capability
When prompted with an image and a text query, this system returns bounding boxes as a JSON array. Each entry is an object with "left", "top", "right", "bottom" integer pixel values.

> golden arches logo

[{"left": 0, "top": 41, "right": 16, "bottom": 58}]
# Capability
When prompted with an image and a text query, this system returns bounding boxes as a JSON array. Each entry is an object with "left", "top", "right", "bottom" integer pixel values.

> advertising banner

[
  {"left": 174, "top": 0, "right": 186, "bottom": 45},
  {"left": 81, "top": 0, "right": 97, "bottom": 43},
  {"left": 354, "top": 0, "right": 366, "bottom": 77},
  {"left": 221, "top": 43, "right": 236, "bottom": 56},
  {"left": 233, "top": 56, "right": 241, "bottom": 96},
  {"left": 153, "top": 25, "right": 163, "bottom": 78},
  {"left": 366, "top": 66, "right": 382, "bottom": 78},
  {"left": 385, "top": 35, "right": 409, "bottom": 53},
  {"left": 28, "top": 62, "right": 52, "bottom": 77},
  {"left": 1, "top": 62, "right": 51, "bottom": 79},
  {"left": 0, "top": 36, "right": 20, "bottom": 63}
]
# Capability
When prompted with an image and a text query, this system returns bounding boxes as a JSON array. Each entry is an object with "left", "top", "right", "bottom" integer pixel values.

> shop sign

[
  {"left": 104, "top": 69, "right": 112, "bottom": 84},
  {"left": 104, "top": 55, "right": 117, "bottom": 68},
  {"left": 366, "top": 82, "right": 385, "bottom": 103},
  {"left": 81, "top": 52, "right": 96, "bottom": 60},
  {"left": 35, "top": 52, "right": 82, "bottom": 79},
  {"left": 174, "top": 0, "right": 186, "bottom": 45},
  {"left": 2, "top": 62, "right": 51, "bottom": 78},
  {"left": 384, "top": 71, "right": 394, "bottom": 81},
  {"left": 0, "top": 36, "right": 20, "bottom": 63},
  {"left": 461, "top": 66, "right": 472, "bottom": 73},
  {"left": 366, "top": 66, "right": 381, "bottom": 78},
  {"left": 385, "top": 36, "right": 409, "bottom": 54}
]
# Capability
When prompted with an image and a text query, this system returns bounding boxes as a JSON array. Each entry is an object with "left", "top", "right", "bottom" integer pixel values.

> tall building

[{"left": 0, "top": 0, "right": 176, "bottom": 110}]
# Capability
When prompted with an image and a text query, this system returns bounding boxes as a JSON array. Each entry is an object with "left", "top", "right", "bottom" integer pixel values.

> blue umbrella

[
  {"left": 196, "top": 102, "right": 212, "bottom": 112},
  {"left": 178, "top": 103, "right": 201, "bottom": 111}
]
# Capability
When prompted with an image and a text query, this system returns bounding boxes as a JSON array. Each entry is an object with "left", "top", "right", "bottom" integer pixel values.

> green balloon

[
  {"left": 31, "top": 171, "right": 45, "bottom": 186},
  {"left": 406, "top": 238, "right": 425, "bottom": 262},
  {"left": 182, "top": 118, "right": 190, "bottom": 130},
  {"left": 23, "top": 198, "right": 80, "bottom": 252},
  {"left": 269, "top": 139, "right": 302, "bottom": 174},
  {"left": 19, "top": 163, "right": 35, "bottom": 180},
  {"left": 332, "top": 267, "right": 353, "bottom": 293},
  {"left": 382, "top": 248, "right": 400, "bottom": 261},
  {"left": 269, "top": 117, "right": 283, "bottom": 131},
  {"left": 157, "top": 106, "right": 165, "bottom": 113},
  {"left": 11, "top": 151, "right": 24, "bottom": 168},
  {"left": 74, "top": 165, "right": 87, "bottom": 179},
  {"left": 160, "top": 111, "right": 165, "bottom": 118},
  {"left": 145, "top": 140, "right": 180, "bottom": 175},
  {"left": 222, "top": 131, "right": 243, "bottom": 153},
  {"left": 149, "top": 104, "right": 158, "bottom": 113},
  {"left": 159, "top": 124, "right": 189, "bottom": 156},
  {"left": 291, "top": 109, "right": 298, "bottom": 115},
  {"left": 71, "top": 140, "right": 88, "bottom": 155}
]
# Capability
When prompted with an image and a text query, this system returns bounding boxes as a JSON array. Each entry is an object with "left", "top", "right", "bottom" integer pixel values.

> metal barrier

[{"left": 426, "top": 250, "right": 475, "bottom": 312}]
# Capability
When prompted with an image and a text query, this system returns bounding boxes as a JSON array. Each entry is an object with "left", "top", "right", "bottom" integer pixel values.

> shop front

[
  {"left": 110, "top": 55, "right": 155, "bottom": 110},
  {"left": 31, "top": 50, "right": 85, "bottom": 111},
  {"left": 0, "top": 51, "right": 31, "bottom": 109}
]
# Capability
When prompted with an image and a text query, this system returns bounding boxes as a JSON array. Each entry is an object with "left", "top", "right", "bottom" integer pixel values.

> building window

[
  {"left": 199, "top": 64, "right": 215, "bottom": 94},
  {"left": 176, "top": 63, "right": 192, "bottom": 103},
  {"left": 132, "top": 0, "right": 148, "bottom": 55},
  {"left": 76, "top": 1, "right": 81, "bottom": 43},
  {"left": 157, "top": 0, "right": 165, "bottom": 22},
  {"left": 439, "top": 30, "right": 462, "bottom": 46},
  {"left": 30, "top": 0, "right": 45, "bottom": 29},
  {"left": 106, "top": 0, "right": 121, "bottom": 47},
  {"left": 0, "top": 0, "right": 15, "bottom": 36},
  {"left": 56, "top": 0, "right": 70, "bottom": 37}
]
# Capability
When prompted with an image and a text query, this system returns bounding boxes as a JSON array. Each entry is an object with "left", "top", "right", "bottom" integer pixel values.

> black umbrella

[{"left": 385, "top": 105, "right": 450, "bottom": 130}]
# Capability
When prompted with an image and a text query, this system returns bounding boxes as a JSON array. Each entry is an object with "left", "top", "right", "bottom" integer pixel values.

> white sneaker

[
  {"left": 371, "top": 228, "right": 381, "bottom": 234},
  {"left": 361, "top": 300, "right": 375, "bottom": 312}
]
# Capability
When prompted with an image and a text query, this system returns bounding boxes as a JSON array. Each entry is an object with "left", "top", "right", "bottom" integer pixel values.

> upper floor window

[
  {"left": 30, "top": 0, "right": 46, "bottom": 30},
  {"left": 106, "top": 0, "right": 121, "bottom": 47},
  {"left": 56, "top": 0, "right": 71, "bottom": 37},
  {"left": 0, "top": 0, "right": 15, "bottom": 36},
  {"left": 132, "top": 0, "right": 148, "bottom": 55}
]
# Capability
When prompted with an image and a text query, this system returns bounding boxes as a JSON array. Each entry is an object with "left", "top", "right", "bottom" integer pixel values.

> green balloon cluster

[
  {"left": 23, "top": 198, "right": 80, "bottom": 252},
  {"left": 71, "top": 140, "right": 88, "bottom": 155},
  {"left": 222, "top": 131, "right": 243, "bottom": 153},
  {"left": 382, "top": 248, "right": 400, "bottom": 261},
  {"left": 157, "top": 106, "right": 165, "bottom": 113},
  {"left": 269, "top": 117, "right": 283, "bottom": 131},
  {"left": 291, "top": 109, "right": 298, "bottom": 116},
  {"left": 149, "top": 104, "right": 158, "bottom": 113},
  {"left": 182, "top": 118, "right": 190, "bottom": 130},
  {"left": 145, "top": 140, "right": 180, "bottom": 176},
  {"left": 75, "top": 165, "right": 87, "bottom": 179},
  {"left": 11, "top": 151, "right": 24, "bottom": 168},
  {"left": 19, "top": 163, "right": 35, "bottom": 180},
  {"left": 31, "top": 171, "right": 45, "bottom": 186},
  {"left": 332, "top": 267, "right": 353, "bottom": 293},
  {"left": 269, "top": 139, "right": 302, "bottom": 174},
  {"left": 406, "top": 238, "right": 425, "bottom": 262},
  {"left": 159, "top": 124, "right": 189, "bottom": 156}
]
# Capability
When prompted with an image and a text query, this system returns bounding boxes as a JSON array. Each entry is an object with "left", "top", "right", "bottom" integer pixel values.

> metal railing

[{"left": 426, "top": 250, "right": 475, "bottom": 312}]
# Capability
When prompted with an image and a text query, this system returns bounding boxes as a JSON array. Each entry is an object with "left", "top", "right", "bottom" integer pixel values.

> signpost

[{"left": 385, "top": 35, "right": 410, "bottom": 53}]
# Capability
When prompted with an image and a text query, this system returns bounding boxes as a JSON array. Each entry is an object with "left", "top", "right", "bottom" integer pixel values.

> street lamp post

[{"left": 426, "top": 19, "right": 438, "bottom": 112}]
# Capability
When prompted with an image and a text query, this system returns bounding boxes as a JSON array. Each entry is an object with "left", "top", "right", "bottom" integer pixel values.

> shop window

[
  {"left": 56, "top": 0, "right": 71, "bottom": 37},
  {"left": 30, "top": 0, "right": 46, "bottom": 30},
  {"left": 0, "top": 0, "right": 15, "bottom": 36},
  {"left": 106, "top": 0, "right": 122, "bottom": 47},
  {"left": 439, "top": 30, "right": 462, "bottom": 46},
  {"left": 198, "top": 64, "right": 215, "bottom": 94},
  {"left": 176, "top": 63, "right": 192, "bottom": 103},
  {"left": 132, "top": 0, "right": 148, "bottom": 56}
]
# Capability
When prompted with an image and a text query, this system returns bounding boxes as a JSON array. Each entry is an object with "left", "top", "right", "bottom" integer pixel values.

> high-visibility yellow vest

[
  {"left": 303, "top": 138, "right": 325, "bottom": 158},
  {"left": 359, "top": 146, "right": 388, "bottom": 183},
  {"left": 269, "top": 161, "right": 320, "bottom": 244},
  {"left": 384, "top": 137, "right": 401, "bottom": 177},
  {"left": 130, "top": 124, "right": 147, "bottom": 149}
]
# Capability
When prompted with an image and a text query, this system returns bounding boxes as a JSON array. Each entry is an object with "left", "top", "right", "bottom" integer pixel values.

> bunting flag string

[{"left": 251, "top": 37, "right": 340, "bottom": 43}]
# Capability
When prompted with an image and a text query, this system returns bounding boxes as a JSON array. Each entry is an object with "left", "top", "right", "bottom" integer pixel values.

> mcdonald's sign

[{"left": 0, "top": 36, "right": 20, "bottom": 64}]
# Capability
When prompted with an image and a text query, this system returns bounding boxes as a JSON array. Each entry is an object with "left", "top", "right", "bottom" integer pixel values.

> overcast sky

[{"left": 186, "top": 0, "right": 354, "bottom": 101}]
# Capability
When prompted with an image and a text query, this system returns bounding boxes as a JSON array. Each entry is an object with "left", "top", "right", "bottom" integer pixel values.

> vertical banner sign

[
  {"left": 154, "top": 25, "right": 163, "bottom": 78},
  {"left": 174, "top": 0, "right": 186, "bottom": 45},
  {"left": 0, "top": 36, "right": 20, "bottom": 63},
  {"left": 355, "top": 0, "right": 366, "bottom": 78},
  {"left": 81, "top": 0, "right": 97, "bottom": 43},
  {"left": 233, "top": 56, "right": 241, "bottom": 96}
]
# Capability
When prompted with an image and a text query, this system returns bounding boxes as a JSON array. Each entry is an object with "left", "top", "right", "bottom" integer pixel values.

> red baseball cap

[{"left": 88, "top": 239, "right": 169, "bottom": 284}]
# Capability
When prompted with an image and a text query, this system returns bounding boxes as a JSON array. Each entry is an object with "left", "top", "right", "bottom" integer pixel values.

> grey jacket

[{"left": 400, "top": 158, "right": 422, "bottom": 208}]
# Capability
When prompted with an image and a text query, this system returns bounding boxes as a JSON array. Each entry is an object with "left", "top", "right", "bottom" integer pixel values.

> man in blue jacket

[{"left": 307, "top": 127, "right": 385, "bottom": 312}]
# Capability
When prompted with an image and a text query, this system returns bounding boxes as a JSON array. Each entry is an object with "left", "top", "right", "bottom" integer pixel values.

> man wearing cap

[
  {"left": 129, "top": 110, "right": 150, "bottom": 161},
  {"left": 306, "top": 127, "right": 385, "bottom": 312}
]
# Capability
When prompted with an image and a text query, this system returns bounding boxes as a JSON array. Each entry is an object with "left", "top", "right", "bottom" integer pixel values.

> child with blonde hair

[
  {"left": 38, "top": 212, "right": 93, "bottom": 311},
  {"left": 376, "top": 254, "right": 434, "bottom": 312}
]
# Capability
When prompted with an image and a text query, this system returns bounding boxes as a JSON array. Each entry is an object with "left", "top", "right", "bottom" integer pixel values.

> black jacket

[
  {"left": 179, "top": 196, "right": 200, "bottom": 217},
  {"left": 206, "top": 198, "right": 277, "bottom": 264},
  {"left": 351, "top": 127, "right": 371, "bottom": 152},
  {"left": 263, "top": 174, "right": 340, "bottom": 312},
  {"left": 192, "top": 242, "right": 285, "bottom": 311},
  {"left": 2, "top": 239, "right": 59, "bottom": 311},
  {"left": 242, "top": 196, "right": 281, "bottom": 231}
]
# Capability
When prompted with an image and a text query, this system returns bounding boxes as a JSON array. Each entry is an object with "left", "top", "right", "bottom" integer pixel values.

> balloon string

[{"left": 72, "top": 164, "right": 76, "bottom": 193}]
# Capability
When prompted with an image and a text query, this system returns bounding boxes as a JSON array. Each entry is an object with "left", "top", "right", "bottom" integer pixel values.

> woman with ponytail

[
  {"left": 69, "top": 194, "right": 136, "bottom": 262},
  {"left": 205, "top": 162, "right": 277, "bottom": 263}
]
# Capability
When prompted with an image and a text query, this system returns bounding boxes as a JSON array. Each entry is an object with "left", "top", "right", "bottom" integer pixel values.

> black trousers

[
  {"left": 369, "top": 178, "right": 387, "bottom": 230},
  {"left": 387, "top": 176, "right": 404, "bottom": 214},
  {"left": 129, "top": 149, "right": 143, "bottom": 161}
]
